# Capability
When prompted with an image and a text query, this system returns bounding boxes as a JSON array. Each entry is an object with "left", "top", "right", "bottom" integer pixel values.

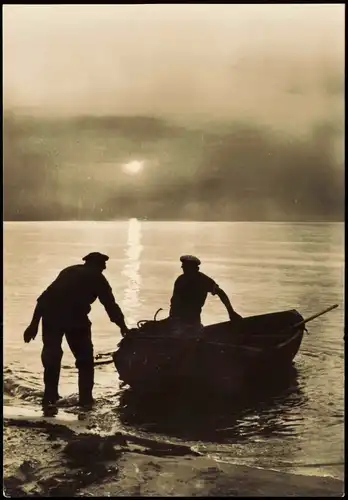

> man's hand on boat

[
  {"left": 229, "top": 311, "right": 243, "bottom": 322},
  {"left": 120, "top": 324, "right": 130, "bottom": 337}
]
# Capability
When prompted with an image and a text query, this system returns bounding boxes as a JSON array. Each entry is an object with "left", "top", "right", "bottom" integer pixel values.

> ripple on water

[{"left": 4, "top": 221, "right": 344, "bottom": 480}]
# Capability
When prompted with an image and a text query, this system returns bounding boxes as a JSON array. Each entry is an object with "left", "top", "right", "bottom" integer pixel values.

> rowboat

[{"left": 110, "top": 304, "right": 338, "bottom": 395}]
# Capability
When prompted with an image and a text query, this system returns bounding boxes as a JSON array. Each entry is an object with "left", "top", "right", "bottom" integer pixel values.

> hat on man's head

[
  {"left": 82, "top": 252, "right": 109, "bottom": 263},
  {"left": 180, "top": 255, "right": 201, "bottom": 265}
]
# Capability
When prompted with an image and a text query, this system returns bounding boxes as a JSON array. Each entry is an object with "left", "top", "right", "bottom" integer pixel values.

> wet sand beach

[{"left": 4, "top": 418, "right": 344, "bottom": 498}]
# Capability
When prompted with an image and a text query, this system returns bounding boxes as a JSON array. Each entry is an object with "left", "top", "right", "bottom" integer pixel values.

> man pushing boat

[
  {"left": 23, "top": 252, "right": 129, "bottom": 410},
  {"left": 169, "top": 255, "right": 242, "bottom": 328}
]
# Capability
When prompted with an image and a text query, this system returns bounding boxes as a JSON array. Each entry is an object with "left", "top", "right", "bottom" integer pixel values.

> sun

[{"left": 122, "top": 160, "right": 144, "bottom": 176}]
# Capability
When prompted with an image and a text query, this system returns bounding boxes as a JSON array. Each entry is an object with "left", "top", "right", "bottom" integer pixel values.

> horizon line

[{"left": 3, "top": 219, "right": 344, "bottom": 224}]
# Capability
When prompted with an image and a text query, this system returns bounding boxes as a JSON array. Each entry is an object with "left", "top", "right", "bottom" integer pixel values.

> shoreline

[{"left": 4, "top": 420, "right": 344, "bottom": 497}]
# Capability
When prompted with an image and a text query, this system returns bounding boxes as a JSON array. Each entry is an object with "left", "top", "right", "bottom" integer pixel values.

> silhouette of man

[
  {"left": 169, "top": 255, "right": 242, "bottom": 327},
  {"left": 23, "top": 252, "right": 128, "bottom": 409}
]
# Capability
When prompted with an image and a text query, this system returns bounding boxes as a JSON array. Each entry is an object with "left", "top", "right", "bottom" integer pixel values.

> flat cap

[
  {"left": 82, "top": 252, "right": 109, "bottom": 263},
  {"left": 180, "top": 255, "right": 201, "bottom": 265}
]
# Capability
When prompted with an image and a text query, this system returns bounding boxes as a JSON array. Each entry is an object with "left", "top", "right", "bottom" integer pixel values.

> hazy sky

[{"left": 3, "top": 4, "right": 344, "bottom": 126}]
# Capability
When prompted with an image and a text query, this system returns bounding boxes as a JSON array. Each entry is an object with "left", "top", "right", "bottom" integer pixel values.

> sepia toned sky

[{"left": 3, "top": 4, "right": 344, "bottom": 124}]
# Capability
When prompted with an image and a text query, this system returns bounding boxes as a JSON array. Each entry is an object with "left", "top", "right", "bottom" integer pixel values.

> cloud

[
  {"left": 3, "top": 6, "right": 344, "bottom": 221},
  {"left": 3, "top": 4, "right": 344, "bottom": 124},
  {"left": 3, "top": 114, "right": 344, "bottom": 221}
]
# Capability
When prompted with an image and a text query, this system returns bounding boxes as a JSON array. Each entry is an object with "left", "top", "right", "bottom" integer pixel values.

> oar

[{"left": 280, "top": 303, "right": 339, "bottom": 335}]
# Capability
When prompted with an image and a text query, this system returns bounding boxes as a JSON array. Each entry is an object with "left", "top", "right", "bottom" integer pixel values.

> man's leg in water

[
  {"left": 41, "top": 317, "right": 64, "bottom": 406},
  {"left": 65, "top": 324, "right": 94, "bottom": 408}
]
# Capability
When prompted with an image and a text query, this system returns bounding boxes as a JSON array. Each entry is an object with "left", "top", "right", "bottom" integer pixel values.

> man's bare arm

[{"left": 215, "top": 287, "right": 242, "bottom": 321}]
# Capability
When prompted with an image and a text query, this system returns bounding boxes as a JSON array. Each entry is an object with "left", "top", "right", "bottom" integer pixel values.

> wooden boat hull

[{"left": 113, "top": 309, "right": 305, "bottom": 394}]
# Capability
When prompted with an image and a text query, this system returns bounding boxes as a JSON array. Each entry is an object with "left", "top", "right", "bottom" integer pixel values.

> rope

[{"left": 137, "top": 308, "right": 164, "bottom": 328}]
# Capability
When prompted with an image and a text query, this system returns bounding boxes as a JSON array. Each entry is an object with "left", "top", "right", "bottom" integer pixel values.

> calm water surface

[{"left": 4, "top": 221, "right": 344, "bottom": 479}]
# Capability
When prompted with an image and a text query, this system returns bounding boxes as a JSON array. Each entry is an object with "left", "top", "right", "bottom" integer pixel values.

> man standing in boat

[
  {"left": 23, "top": 252, "right": 129, "bottom": 410},
  {"left": 169, "top": 255, "right": 242, "bottom": 328}
]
